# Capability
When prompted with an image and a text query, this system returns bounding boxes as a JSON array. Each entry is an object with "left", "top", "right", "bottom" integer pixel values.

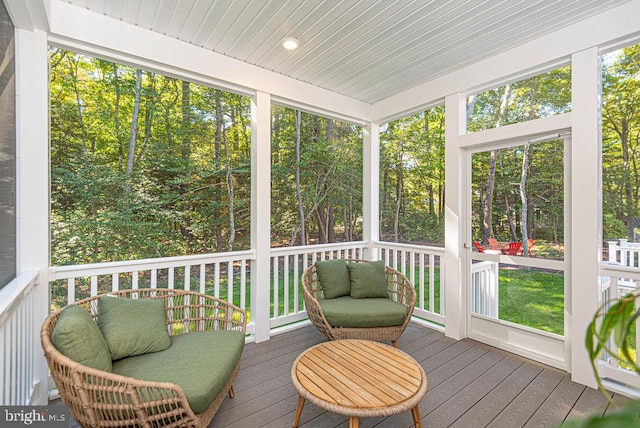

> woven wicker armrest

[
  {"left": 302, "top": 260, "right": 417, "bottom": 348},
  {"left": 41, "top": 288, "right": 246, "bottom": 428},
  {"left": 385, "top": 267, "right": 417, "bottom": 311},
  {"left": 302, "top": 265, "right": 336, "bottom": 340},
  {"left": 159, "top": 290, "right": 247, "bottom": 335}
]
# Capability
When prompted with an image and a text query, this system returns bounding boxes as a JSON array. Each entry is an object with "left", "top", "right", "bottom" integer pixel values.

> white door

[{"left": 466, "top": 136, "right": 569, "bottom": 369}]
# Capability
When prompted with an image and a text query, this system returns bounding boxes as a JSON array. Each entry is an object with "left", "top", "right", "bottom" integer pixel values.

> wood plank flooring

[{"left": 56, "top": 322, "right": 633, "bottom": 427}]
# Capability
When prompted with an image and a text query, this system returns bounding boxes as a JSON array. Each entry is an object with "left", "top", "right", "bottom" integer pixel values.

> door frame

[{"left": 460, "top": 127, "right": 571, "bottom": 370}]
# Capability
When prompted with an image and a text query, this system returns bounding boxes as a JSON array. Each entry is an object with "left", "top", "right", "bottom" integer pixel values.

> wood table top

[{"left": 292, "top": 339, "right": 426, "bottom": 414}]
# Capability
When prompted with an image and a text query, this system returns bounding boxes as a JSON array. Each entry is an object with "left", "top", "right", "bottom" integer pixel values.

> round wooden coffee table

[{"left": 291, "top": 339, "right": 427, "bottom": 428}]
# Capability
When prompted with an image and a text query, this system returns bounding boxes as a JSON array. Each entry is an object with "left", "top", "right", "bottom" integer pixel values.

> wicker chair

[
  {"left": 41, "top": 288, "right": 246, "bottom": 428},
  {"left": 302, "top": 259, "right": 416, "bottom": 348}
]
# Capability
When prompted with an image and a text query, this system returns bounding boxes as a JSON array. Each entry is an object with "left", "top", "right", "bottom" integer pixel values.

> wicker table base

[{"left": 291, "top": 339, "right": 427, "bottom": 428}]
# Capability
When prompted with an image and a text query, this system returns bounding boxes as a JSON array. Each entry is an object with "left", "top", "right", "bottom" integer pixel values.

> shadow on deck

[{"left": 53, "top": 322, "right": 634, "bottom": 427}]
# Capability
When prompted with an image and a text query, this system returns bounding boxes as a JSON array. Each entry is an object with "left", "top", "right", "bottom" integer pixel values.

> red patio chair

[
  {"left": 502, "top": 241, "right": 522, "bottom": 256},
  {"left": 473, "top": 241, "right": 486, "bottom": 253},
  {"left": 517, "top": 239, "right": 536, "bottom": 256},
  {"left": 487, "top": 238, "right": 501, "bottom": 251}
]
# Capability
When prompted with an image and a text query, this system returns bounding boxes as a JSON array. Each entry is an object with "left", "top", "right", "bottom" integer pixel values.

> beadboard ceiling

[{"left": 64, "top": 0, "right": 631, "bottom": 104}]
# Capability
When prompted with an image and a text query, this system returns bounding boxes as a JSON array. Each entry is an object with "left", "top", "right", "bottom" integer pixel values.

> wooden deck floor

[{"left": 58, "top": 322, "right": 632, "bottom": 427}]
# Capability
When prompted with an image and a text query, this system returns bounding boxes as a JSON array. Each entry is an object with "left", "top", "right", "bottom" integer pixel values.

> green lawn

[{"left": 498, "top": 268, "right": 564, "bottom": 335}]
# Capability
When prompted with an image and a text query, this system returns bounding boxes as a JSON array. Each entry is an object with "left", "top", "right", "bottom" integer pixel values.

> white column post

[
  {"left": 444, "top": 93, "right": 467, "bottom": 340},
  {"left": 607, "top": 241, "right": 618, "bottom": 263},
  {"left": 570, "top": 47, "right": 600, "bottom": 388},
  {"left": 363, "top": 123, "right": 380, "bottom": 261},
  {"left": 250, "top": 91, "right": 271, "bottom": 343},
  {"left": 15, "top": 28, "right": 49, "bottom": 405}
]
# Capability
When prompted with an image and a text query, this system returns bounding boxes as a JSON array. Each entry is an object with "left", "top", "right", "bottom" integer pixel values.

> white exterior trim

[
  {"left": 250, "top": 91, "right": 271, "bottom": 343},
  {"left": 569, "top": 47, "right": 601, "bottom": 388},
  {"left": 363, "top": 123, "right": 380, "bottom": 260},
  {"left": 45, "top": 0, "right": 372, "bottom": 124},
  {"left": 15, "top": 27, "right": 49, "bottom": 405},
  {"left": 372, "top": 0, "right": 640, "bottom": 123},
  {"left": 444, "top": 93, "right": 467, "bottom": 340}
]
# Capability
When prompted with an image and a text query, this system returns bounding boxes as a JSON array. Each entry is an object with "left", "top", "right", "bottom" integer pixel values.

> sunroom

[{"left": 2, "top": 0, "right": 640, "bottom": 426}]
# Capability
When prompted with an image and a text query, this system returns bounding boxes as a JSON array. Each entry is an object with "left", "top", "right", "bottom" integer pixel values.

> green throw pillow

[
  {"left": 52, "top": 305, "right": 112, "bottom": 372},
  {"left": 97, "top": 296, "right": 171, "bottom": 360},
  {"left": 348, "top": 260, "right": 389, "bottom": 299},
  {"left": 315, "top": 259, "right": 351, "bottom": 299}
]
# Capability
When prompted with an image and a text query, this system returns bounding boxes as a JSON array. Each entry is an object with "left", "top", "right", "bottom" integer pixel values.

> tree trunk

[
  {"left": 181, "top": 81, "right": 192, "bottom": 178},
  {"left": 482, "top": 150, "right": 498, "bottom": 244},
  {"left": 213, "top": 91, "right": 223, "bottom": 252},
  {"left": 112, "top": 64, "right": 122, "bottom": 171},
  {"left": 466, "top": 94, "right": 476, "bottom": 125},
  {"left": 520, "top": 144, "right": 531, "bottom": 255},
  {"left": 620, "top": 119, "right": 635, "bottom": 217},
  {"left": 394, "top": 152, "right": 404, "bottom": 242},
  {"left": 67, "top": 56, "right": 88, "bottom": 150},
  {"left": 225, "top": 132, "right": 235, "bottom": 251},
  {"left": 504, "top": 193, "right": 517, "bottom": 239},
  {"left": 295, "top": 110, "right": 306, "bottom": 245},
  {"left": 481, "top": 84, "right": 511, "bottom": 243},
  {"left": 126, "top": 69, "right": 143, "bottom": 176},
  {"left": 135, "top": 72, "right": 156, "bottom": 168}
]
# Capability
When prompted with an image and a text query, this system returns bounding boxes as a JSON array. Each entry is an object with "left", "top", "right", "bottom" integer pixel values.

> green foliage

[
  {"left": 467, "top": 66, "right": 572, "bottom": 133},
  {"left": 602, "top": 44, "right": 640, "bottom": 238},
  {"left": 578, "top": 291, "right": 640, "bottom": 427},
  {"left": 270, "top": 105, "right": 363, "bottom": 246},
  {"left": 561, "top": 400, "right": 640, "bottom": 428},
  {"left": 48, "top": 44, "right": 640, "bottom": 270},
  {"left": 471, "top": 141, "right": 565, "bottom": 246},
  {"left": 380, "top": 106, "right": 445, "bottom": 244},
  {"left": 51, "top": 49, "right": 253, "bottom": 265}
]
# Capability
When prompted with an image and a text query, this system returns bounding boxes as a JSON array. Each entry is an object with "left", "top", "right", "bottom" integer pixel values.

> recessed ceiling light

[{"left": 282, "top": 37, "right": 299, "bottom": 50}]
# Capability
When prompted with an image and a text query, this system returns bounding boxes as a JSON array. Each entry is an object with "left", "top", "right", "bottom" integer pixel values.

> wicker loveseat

[
  {"left": 41, "top": 288, "right": 246, "bottom": 428},
  {"left": 302, "top": 259, "right": 416, "bottom": 348}
]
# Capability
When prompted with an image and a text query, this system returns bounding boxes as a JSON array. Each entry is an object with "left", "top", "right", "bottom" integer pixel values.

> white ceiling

[{"left": 64, "top": 0, "right": 631, "bottom": 104}]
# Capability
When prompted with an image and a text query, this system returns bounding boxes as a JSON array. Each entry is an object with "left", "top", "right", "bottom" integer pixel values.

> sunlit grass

[{"left": 498, "top": 268, "right": 564, "bottom": 335}]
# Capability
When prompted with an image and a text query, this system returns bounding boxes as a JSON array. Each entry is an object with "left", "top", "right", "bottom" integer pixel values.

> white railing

[
  {"left": 598, "top": 264, "right": 640, "bottom": 390},
  {"left": 0, "top": 271, "right": 39, "bottom": 405},
  {"left": 607, "top": 239, "right": 640, "bottom": 292},
  {"left": 373, "top": 241, "right": 445, "bottom": 325},
  {"left": 471, "top": 261, "right": 499, "bottom": 318},
  {"left": 48, "top": 241, "right": 446, "bottom": 336},
  {"left": 49, "top": 250, "right": 255, "bottom": 335},
  {"left": 269, "top": 241, "right": 367, "bottom": 329}
]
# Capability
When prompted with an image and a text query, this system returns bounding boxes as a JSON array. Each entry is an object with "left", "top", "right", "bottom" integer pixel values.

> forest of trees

[
  {"left": 49, "top": 44, "right": 639, "bottom": 266},
  {"left": 51, "top": 49, "right": 253, "bottom": 265},
  {"left": 379, "top": 107, "right": 445, "bottom": 244},
  {"left": 271, "top": 106, "right": 363, "bottom": 247},
  {"left": 602, "top": 44, "right": 640, "bottom": 240},
  {"left": 468, "top": 66, "right": 571, "bottom": 251}
]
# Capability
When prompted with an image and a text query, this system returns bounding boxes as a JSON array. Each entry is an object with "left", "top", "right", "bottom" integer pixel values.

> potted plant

[{"left": 564, "top": 292, "right": 640, "bottom": 427}]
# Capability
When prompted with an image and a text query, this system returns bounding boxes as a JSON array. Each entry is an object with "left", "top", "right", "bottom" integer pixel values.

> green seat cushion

[
  {"left": 315, "top": 259, "right": 351, "bottom": 299},
  {"left": 348, "top": 260, "right": 389, "bottom": 298},
  {"left": 319, "top": 296, "right": 408, "bottom": 328},
  {"left": 52, "top": 305, "right": 112, "bottom": 372},
  {"left": 112, "top": 330, "right": 245, "bottom": 414},
  {"left": 97, "top": 296, "right": 171, "bottom": 360}
]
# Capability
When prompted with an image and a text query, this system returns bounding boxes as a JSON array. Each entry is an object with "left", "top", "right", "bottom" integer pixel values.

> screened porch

[{"left": 2, "top": 1, "right": 640, "bottom": 426}]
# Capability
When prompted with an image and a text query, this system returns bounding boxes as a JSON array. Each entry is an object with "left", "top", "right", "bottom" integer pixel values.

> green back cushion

[
  {"left": 97, "top": 296, "right": 171, "bottom": 360},
  {"left": 315, "top": 259, "right": 351, "bottom": 299},
  {"left": 348, "top": 260, "right": 389, "bottom": 298},
  {"left": 52, "top": 305, "right": 112, "bottom": 372},
  {"left": 112, "top": 330, "right": 245, "bottom": 414},
  {"left": 319, "top": 297, "right": 407, "bottom": 328}
]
